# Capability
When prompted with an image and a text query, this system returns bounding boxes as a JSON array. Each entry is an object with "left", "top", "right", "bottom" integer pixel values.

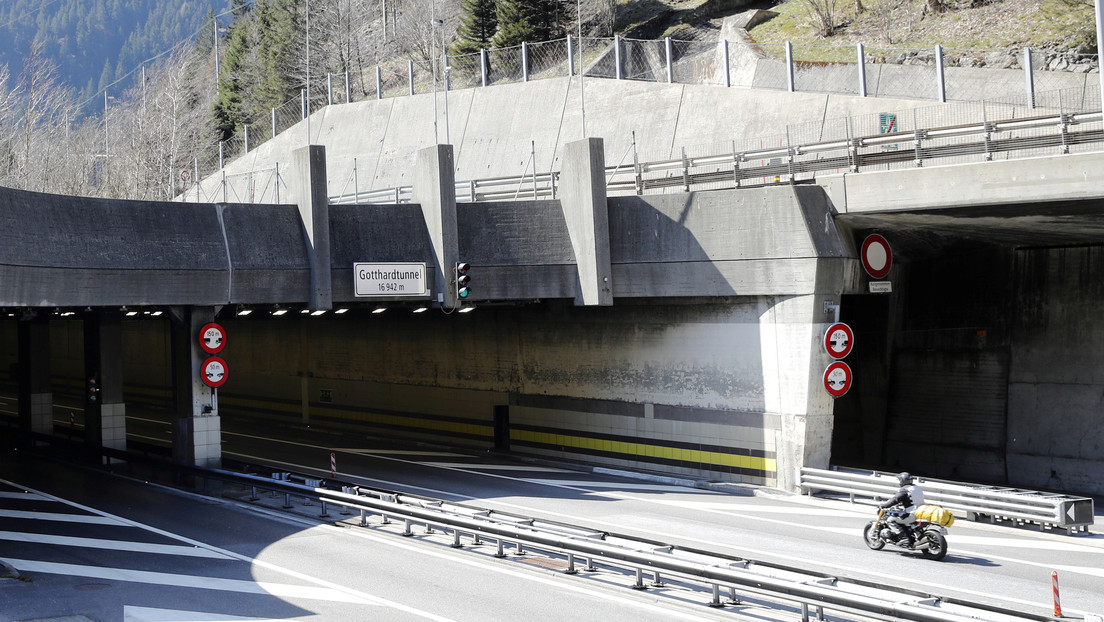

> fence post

[
  {"left": 567, "top": 35, "right": 575, "bottom": 76},
  {"left": 857, "top": 43, "right": 867, "bottom": 97},
  {"left": 376, "top": 66, "right": 383, "bottom": 100},
  {"left": 327, "top": 73, "right": 333, "bottom": 105},
  {"left": 408, "top": 60, "right": 414, "bottom": 96},
  {"left": 345, "top": 70, "right": 351, "bottom": 103},
  {"left": 300, "top": 89, "right": 307, "bottom": 119},
  {"left": 785, "top": 41, "right": 795, "bottom": 92},
  {"left": 194, "top": 157, "right": 200, "bottom": 203},
  {"left": 481, "top": 49, "right": 488, "bottom": 86},
  {"left": 935, "top": 44, "right": 946, "bottom": 103},
  {"left": 665, "top": 37, "right": 673, "bottom": 83},
  {"left": 1023, "top": 48, "right": 1035, "bottom": 108},
  {"left": 244, "top": 125, "right": 249, "bottom": 153},
  {"left": 219, "top": 141, "right": 225, "bottom": 169},
  {"left": 522, "top": 42, "right": 530, "bottom": 82},
  {"left": 271, "top": 108, "right": 277, "bottom": 138},
  {"left": 723, "top": 40, "right": 731, "bottom": 88},
  {"left": 615, "top": 35, "right": 623, "bottom": 80}
]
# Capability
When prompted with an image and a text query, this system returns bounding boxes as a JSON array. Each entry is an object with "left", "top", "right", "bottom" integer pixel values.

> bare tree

[{"left": 801, "top": 0, "right": 841, "bottom": 37}]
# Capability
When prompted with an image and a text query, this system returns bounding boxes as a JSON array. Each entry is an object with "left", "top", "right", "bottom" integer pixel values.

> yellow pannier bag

[{"left": 915, "top": 504, "right": 955, "bottom": 527}]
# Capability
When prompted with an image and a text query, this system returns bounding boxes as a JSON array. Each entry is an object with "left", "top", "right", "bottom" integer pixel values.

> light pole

[
  {"left": 432, "top": 18, "right": 441, "bottom": 144},
  {"left": 1096, "top": 0, "right": 1104, "bottom": 112},
  {"left": 578, "top": 0, "right": 586, "bottom": 136},
  {"left": 433, "top": 18, "right": 450, "bottom": 144}
]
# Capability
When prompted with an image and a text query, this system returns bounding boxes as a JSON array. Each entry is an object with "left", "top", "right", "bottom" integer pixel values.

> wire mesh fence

[{"left": 199, "top": 28, "right": 1103, "bottom": 195}]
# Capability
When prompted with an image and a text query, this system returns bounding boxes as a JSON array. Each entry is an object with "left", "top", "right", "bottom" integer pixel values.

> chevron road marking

[{"left": 0, "top": 530, "right": 231, "bottom": 558}]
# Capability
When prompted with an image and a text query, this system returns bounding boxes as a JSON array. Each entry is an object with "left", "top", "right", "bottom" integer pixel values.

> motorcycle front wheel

[
  {"left": 862, "top": 522, "right": 885, "bottom": 550},
  {"left": 920, "top": 530, "right": 948, "bottom": 561}
]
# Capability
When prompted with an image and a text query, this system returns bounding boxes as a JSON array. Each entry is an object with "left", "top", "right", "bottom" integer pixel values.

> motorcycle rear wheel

[
  {"left": 920, "top": 530, "right": 948, "bottom": 561},
  {"left": 862, "top": 522, "right": 885, "bottom": 550}
]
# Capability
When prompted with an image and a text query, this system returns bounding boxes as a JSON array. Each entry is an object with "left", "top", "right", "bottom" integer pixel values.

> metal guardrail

[
  {"left": 0, "top": 428, "right": 1060, "bottom": 622},
  {"left": 335, "top": 109, "right": 1104, "bottom": 205},
  {"left": 800, "top": 467, "right": 1095, "bottom": 535},
  {"left": 232, "top": 469, "right": 1049, "bottom": 622}
]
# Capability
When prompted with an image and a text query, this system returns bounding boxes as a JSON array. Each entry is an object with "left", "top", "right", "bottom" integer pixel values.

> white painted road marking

[
  {"left": 0, "top": 558, "right": 379, "bottom": 604},
  {"left": 124, "top": 606, "right": 283, "bottom": 622},
  {"left": 0, "top": 531, "right": 231, "bottom": 558},
  {"left": 0, "top": 508, "right": 124, "bottom": 525}
]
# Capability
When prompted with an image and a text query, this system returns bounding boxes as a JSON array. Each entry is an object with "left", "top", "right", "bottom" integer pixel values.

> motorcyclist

[{"left": 879, "top": 472, "right": 924, "bottom": 543}]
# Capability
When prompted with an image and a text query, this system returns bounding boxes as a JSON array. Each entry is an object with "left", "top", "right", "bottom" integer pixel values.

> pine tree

[
  {"left": 452, "top": 0, "right": 497, "bottom": 56},
  {"left": 492, "top": 0, "right": 568, "bottom": 49},
  {"left": 211, "top": 20, "right": 250, "bottom": 141}
]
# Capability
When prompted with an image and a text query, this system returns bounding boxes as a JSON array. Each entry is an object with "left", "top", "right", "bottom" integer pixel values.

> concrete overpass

[{"left": 5, "top": 80, "right": 1104, "bottom": 496}]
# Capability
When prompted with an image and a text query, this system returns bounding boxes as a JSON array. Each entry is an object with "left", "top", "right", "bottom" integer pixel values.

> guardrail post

[
  {"left": 360, "top": 508, "right": 367, "bottom": 525},
  {"left": 1024, "top": 48, "right": 1035, "bottom": 108},
  {"left": 522, "top": 42, "right": 529, "bottom": 81},
  {"left": 567, "top": 35, "right": 575, "bottom": 76},
  {"left": 403, "top": 519, "right": 413, "bottom": 536},
  {"left": 857, "top": 43, "right": 867, "bottom": 97},
  {"left": 935, "top": 44, "right": 946, "bottom": 102},
  {"left": 615, "top": 35, "right": 623, "bottom": 80},
  {"left": 665, "top": 37, "right": 673, "bottom": 83},
  {"left": 632, "top": 568, "right": 647, "bottom": 590},
  {"left": 481, "top": 49, "right": 488, "bottom": 87},
  {"left": 565, "top": 553, "right": 578, "bottom": 574},
  {"left": 495, "top": 539, "right": 506, "bottom": 558},
  {"left": 451, "top": 529, "right": 462, "bottom": 548},
  {"left": 785, "top": 41, "right": 795, "bottom": 92},
  {"left": 709, "top": 584, "right": 724, "bottom": 607},
  {"left": 723, "top": 40, "right": 731, "bottom": 88}
]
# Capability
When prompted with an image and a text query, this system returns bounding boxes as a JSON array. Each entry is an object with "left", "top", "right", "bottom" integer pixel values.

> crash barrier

[
  {"left": 335, "top": 108, "right": 1104, "bottom": 205},
  {"left": 799, "top": 467, "right": 1095, "bottom": 535},
  {"left": 0, "top": 428, "right": 1061, "bottom": 622}
]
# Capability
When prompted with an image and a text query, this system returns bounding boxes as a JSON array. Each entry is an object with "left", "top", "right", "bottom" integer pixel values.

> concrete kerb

[{"left": 0, "top": 559, "right": 21, "bottom": 579}]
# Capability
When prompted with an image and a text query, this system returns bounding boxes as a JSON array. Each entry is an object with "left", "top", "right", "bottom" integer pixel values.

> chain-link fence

[{"left": 202, "top": 29, "right": 1103, "bottom": 194}]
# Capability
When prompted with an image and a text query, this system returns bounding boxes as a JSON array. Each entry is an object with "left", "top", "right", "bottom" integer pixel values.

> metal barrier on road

[{"left": 800, "top": 467, "right": 1095, "bottom": 535}]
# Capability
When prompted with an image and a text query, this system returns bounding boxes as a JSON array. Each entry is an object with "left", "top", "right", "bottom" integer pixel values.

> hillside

[{"left": 0, "top": 0, "right": 228, "bottom": 103}]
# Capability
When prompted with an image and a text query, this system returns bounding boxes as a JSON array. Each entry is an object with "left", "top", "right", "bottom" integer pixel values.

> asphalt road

[{"left": 1, "top": 400, "right": 1103, "bottom": 622}]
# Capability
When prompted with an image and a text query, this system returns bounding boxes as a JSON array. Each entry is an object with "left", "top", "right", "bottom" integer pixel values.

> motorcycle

[{"left": 863, "top": 507, "right": 950, "bottom": 561}]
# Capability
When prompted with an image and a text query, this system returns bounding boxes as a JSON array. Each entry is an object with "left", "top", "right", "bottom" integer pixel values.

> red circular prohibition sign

[
  {"left": 861, "top": 234, "right": 892, "bottom": 279},
  {"left": 201, "top": 356, "right": 228, "bottom": 388},
  {"left": 824, "top": 322, "right": 854, "bottom": 359},
  {"left": 199, "top": 322, "right": 227, "bottom": 354},
  {"left": 823, "top": 361, "right": 852, "bottom": 398}
]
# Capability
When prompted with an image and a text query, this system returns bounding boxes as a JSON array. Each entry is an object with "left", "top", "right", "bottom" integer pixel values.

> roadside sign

[
  {"left": 354, "top": 262, "right": 427, "bottom": 297},
  {"left": 180, "top": 169, "right": 191, "bottom": 185},
  {"left": 199, "top": 322, "right": 226, "bottom": 354},
  {"left": 861, "top": 234, "right": 892, "bottom": 279},
  {"left": 201, "top": 356, "right": 228, "bottom": 388},
  {"left": 824, "top": 323, "right": 854, "bottom": 359},
  {"left": 823, "top": 361, "right": 852, "bottom": 398}
]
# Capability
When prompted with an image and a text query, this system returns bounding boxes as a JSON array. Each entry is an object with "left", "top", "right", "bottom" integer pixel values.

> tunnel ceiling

[{"left": 837, "top": 198, "right": 1104, "bottom": 262}]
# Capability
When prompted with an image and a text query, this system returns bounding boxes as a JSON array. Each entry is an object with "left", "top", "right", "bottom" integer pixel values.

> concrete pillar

[
  {"left": 759, "top": 295, "right": 835, "bottom": 491},
  {"left": 559, "top": 137, "right": 613, "bottom": 306},
  {"left": 289, "top": 144, "right": 332, "bottom": 310},
  {"left": 84, "top": 310, "right": 126, "bottom": 460},
  {"left": 17, "top": 316, "right": 52, "bottom": 437},
  {"left": 412, "top": 144, "right": 459, "bottom": 308},
  {"left": 170, "top": 307, "right": 221, "bottom": 468}
]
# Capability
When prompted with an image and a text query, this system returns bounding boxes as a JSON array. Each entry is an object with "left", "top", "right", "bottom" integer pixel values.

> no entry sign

[
  {"left": 200, "top": 322, "right": 227, "bottom": 354},
  {"left": 201, "top": 356, "right": 228, "bottom": 388},
  {"left": 823, "top": 361, "right": 852, "bottom": 398},
  {"left": 824, "top": 322, "right": 854, "bottom": 359},
  {"left": 861, "top": 234, "right": 892, "bottom": 279}
]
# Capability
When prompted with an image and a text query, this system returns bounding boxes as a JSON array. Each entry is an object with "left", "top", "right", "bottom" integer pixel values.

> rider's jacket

[{"left": 880, "top": 484, "right": 925, "bottom": 512}]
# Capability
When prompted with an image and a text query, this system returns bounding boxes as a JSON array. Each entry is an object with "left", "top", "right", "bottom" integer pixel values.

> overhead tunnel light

[
  {"left": 335, "top": 308, "right": 349, "bottom": 314},
  {"left": 372, "top": 307, "right": 386, "bottom": 314},
  {"left": 237, "top": 308, "right": 252, "bottom": 316},
  {"left": 458, "top": 306, "right": 476, "bottom": 313},
  {"left": 412, "top": 307, "right": 429, "bottom": 314},
  {"left": 272, "top": 309, "right": 288, "bottom": 316},
  {"left": 310, "top": 310, "right": 327, "bottom": 316}
]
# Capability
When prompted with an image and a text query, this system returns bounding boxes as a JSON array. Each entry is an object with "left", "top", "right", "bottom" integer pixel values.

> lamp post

[
  {"left": 432, "top": 18, "right": 450, "bottom": 144},
  {"left": 432, "top": 18, "right": 441, "bottom": 144},
  {"left": 578, "top": 0, "right": 586, "bottom": 136}
]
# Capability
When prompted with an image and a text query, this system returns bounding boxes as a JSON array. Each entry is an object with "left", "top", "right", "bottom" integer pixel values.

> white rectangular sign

[
  {"left": 354, "top": 262, "right": 427, "bottom": 297},
  {"left": 869, "top": 281, "right": 893, "bottom": 293}
]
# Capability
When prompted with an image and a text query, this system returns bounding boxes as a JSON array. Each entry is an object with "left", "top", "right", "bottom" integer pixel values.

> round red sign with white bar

[
  {"left": 861, "top": 234, "right": 892, "bottom": 279},
  {"left": 823, "top": 361, "right": 852, "bottom": 398},
  {"left": 201, "top": 356, "right": 228, "bottom": 388},
  {"left": 199, "top": 323, "right": 226, "bottom": 354},
  {"left": 824, "top": 322, "right": 854, "bottom": 359}
]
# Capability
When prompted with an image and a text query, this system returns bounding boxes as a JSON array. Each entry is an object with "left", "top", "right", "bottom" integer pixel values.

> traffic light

[
  {"left": 87, "top": 377, "right": 99, "bottom": 404},
  {"left": 454, "top": 262, "right": 471, "bottom": 302}
]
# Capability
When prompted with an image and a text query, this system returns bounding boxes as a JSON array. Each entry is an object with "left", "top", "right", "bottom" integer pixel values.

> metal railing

[
  {"left": 800, "top": 467, "right": 1095, "bottom": 535},
  {"left": 227, "top": 467, "right": 1050, "bottom": 622},
  {"left": 0, "top": 427, "right": 1061, "bottom": 622},
  {"left": 334, "top": 107, "right": 1104, "bottom": 206}
]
